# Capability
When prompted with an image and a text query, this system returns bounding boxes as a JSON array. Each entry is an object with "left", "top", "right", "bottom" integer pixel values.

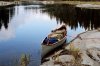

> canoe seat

[
  {"left": 43, "top": 26, "right": 66, "bottom": 45},
  {"left": 50, "top": 33, "right": 63, "bottom": 41}
]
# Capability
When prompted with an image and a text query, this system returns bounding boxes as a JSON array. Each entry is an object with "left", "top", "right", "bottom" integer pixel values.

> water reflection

[
  {"left": 76, "top": 8, "right": 100, "bottom": 30},
  {"left": 0, "top": 5, "right": 57, "bottom": 66},
  {"left": 0, "top": 7, "right": 14, "bottom": 30},
  {"left": 41, "top": 4, "right": 100, "bottom": 30},
  {"left": 1, "top": 4, "right": 100, "bottom": 31},
  {"left": 0, "top": 4, "right": 100, "bottom": 66}
]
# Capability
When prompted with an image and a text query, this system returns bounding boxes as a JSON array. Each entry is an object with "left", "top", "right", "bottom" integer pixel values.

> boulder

[{"left": 56, "top": 55, "right": 75, "bottom": 63}]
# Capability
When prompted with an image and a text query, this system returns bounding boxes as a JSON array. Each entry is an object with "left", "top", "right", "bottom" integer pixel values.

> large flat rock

[
  {"left": 66, "top": 30, "right": 100, "bottom": 50},
  {"left": 41, "top": 29, "right": 100, "bottom": 66},
  {"left": 76, "top": 4, "right": 100, "bottom": 9}
]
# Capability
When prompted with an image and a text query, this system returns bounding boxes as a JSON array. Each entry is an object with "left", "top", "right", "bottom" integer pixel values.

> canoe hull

[{"left": 41, "top": 36, "right": 66, "bottom": 58}]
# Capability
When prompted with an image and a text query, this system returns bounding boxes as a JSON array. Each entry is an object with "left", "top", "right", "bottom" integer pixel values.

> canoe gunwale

[
  {"left": 42, "top": 35, "right": 66, "bottom": 46},
  {"left": 41, "top": 35, "right": 66, "bottom": 58},
  {"left": 41, "top": 24, "right": 67, "bottom": 58}
]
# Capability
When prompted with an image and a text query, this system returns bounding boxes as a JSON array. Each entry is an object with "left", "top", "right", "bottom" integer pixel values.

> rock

[
  {"left": 80, "top": 51, "right": 94, "bottom": 66},
  {"left": 65, "top": 30, "right": 100, "bottom": 66},
  {"left": 41, "top": 30, "right": 100, "bottom": 66},
  {"left": 56, "top": 55, "right": 75, "bottom": 63},
  {"left": 97, "top": 28, "right": 100, "bottom": 31},
  {"left": 87, "top": 48, "right": 100, "bottom": 63},
  {"left": 76, "top": 4, "right": 100, "bottom": 9},
  {"left": 41, "top": 60, "right": 54, "bottom": 66},
  {"left": 54, "top": 64, "right": 61, "bottom": 66}
]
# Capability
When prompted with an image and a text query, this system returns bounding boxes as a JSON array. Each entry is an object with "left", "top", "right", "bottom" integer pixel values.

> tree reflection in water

[
  {"left": 0, "top": 4, "right": 100, "bottom": 66},
  {"left": 0, "top": 7, "right": 14, "bottom": 30},
  {"left": 41, "top": 4, "right": 100, "bottom": 30},
  {"left": 0, "top": 5, "right": 100, "bottom": 30}
]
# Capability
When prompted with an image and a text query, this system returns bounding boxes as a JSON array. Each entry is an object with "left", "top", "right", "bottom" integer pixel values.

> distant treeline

[
  {"left": 0, "top": 0, "right": 100, "bottom": 1},
  {"left": 0, "top": 0, "right": 19, "bottom": 1},
  {"left": 40, "top": 0, "right": 100, "bottom": 1}
]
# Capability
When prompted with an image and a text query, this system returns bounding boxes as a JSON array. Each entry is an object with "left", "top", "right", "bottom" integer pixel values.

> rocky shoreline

[
  {"left": 0, "top": 1, "right": 100, "bottom": 9},
  {"left": 0, "top": 1, "right": 20, "bottom": 7},
  {"left": 41, "top": 29, "right": 100, "bottom": 66}
]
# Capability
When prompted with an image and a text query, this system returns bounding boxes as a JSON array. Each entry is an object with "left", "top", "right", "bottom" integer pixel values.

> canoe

[{"left": 41, "top": 25, "right": 67, "bottom": 58}]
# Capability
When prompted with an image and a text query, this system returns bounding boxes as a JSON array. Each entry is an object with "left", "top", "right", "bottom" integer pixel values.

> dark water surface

[{"left": 0, "top": 4, "right": 100, "bottom": 66}]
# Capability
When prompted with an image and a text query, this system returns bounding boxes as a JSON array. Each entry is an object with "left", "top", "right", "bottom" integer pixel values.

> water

[{"left": 0, "top": 4, "right": 100, "bottom": 66}]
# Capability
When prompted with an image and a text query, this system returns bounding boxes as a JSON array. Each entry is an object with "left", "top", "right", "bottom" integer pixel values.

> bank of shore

[
  {"left": 0, "top": 1, "right": 20, "bottom": 7},
  {"left": 41, "top": 29, "right": 100, "bottom": 66},
  {"left": 0, "top": 1, "right": 100, "bottom": 9}
]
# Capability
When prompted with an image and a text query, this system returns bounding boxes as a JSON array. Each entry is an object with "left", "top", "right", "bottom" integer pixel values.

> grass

[
  {"left": 52, "top": 43, "right": 83, "bottom": 66},
  {"left": 69, "top": 43, "right": 80, "bottom": 59},
  {"left": 9, "top": 54, "right": 31, "bottom": 66},
  {"left": 20, "top": 54, "right": 31, "bottom": 66}
]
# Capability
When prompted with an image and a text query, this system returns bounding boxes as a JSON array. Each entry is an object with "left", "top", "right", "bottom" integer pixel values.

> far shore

[
  {"left": 0, "top": 1, "right": 100, "bottom": 9},
  {"left": 0, "top": 1, "right": 20, "bottom": 7}
]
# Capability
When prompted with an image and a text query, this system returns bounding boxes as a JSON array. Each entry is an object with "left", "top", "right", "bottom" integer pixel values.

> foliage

[
  {"left": 40, "top": 0, "right": 99, "bottom": 1},
  {"left": 69, "top": 43, "right": 80, "bottom": 59},
  {"left": 20, "top": 54, "right": 31, "bottom": 66},
  {"left": 52, "top": 43, "right": 82, "bottom": 66}
]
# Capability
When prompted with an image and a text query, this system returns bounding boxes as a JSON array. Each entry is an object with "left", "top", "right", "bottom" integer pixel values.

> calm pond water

[{"left": 0, "top": 4, "right": 100, "bottom": 66}]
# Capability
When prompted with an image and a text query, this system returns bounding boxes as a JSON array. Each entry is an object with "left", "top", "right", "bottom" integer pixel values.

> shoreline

[
  {"left": 41, "top": 29, "right": 100, "bottom": 66},
  {"left": 0, "top": 1, "right": 100, "bottom": 9},
  {"left": 0, "top": 1, "right": 20, "bottom": 7}
]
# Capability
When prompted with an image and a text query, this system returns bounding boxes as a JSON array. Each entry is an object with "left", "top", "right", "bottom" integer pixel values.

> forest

[
  {"left": 0, "top": 0, "right": 100, "bottom": 1},
  {"left": 40, "top": 0, "right": 100, "bottom": 1}
]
